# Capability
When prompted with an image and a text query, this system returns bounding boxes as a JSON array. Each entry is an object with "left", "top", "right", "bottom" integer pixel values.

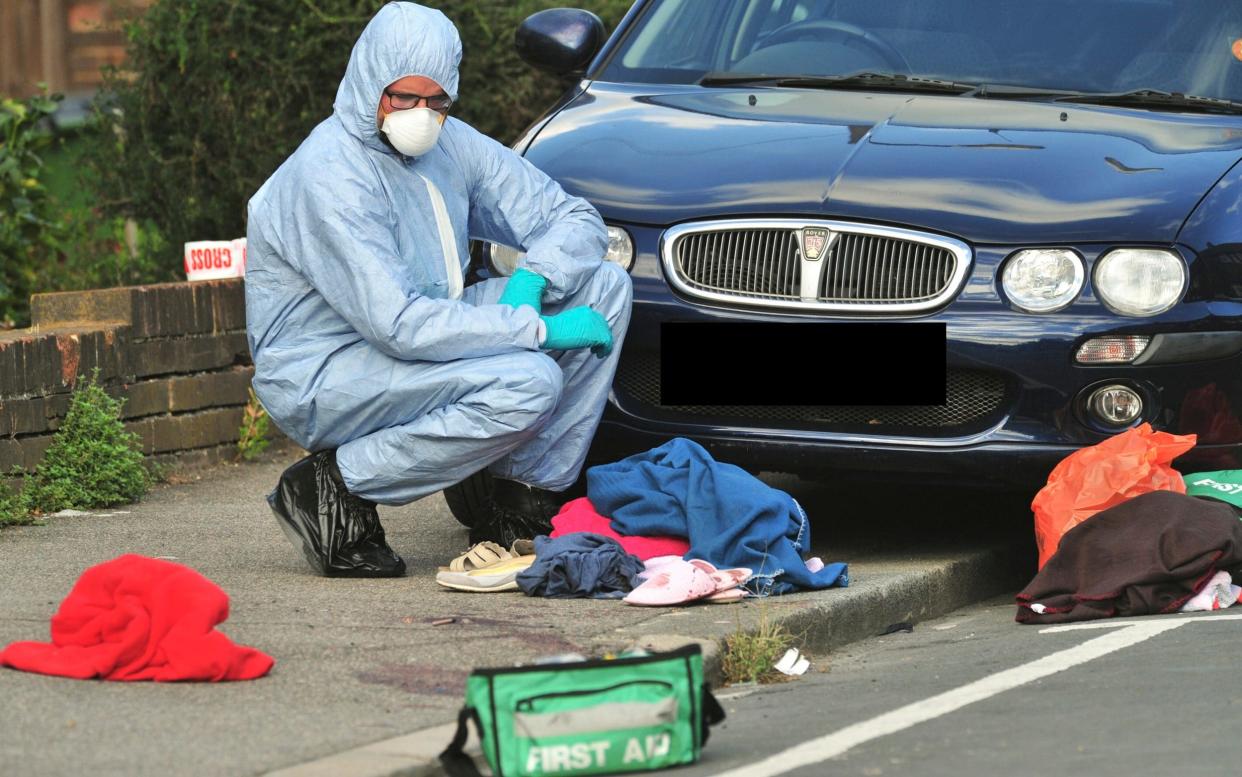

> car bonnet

[{"left": 525, "top": 83, "right": 1242, "bottom": 244}]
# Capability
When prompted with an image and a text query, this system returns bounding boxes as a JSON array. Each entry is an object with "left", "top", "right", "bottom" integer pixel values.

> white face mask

[{"left": 381, "top": 107, "right": 444, "bottom": 157}]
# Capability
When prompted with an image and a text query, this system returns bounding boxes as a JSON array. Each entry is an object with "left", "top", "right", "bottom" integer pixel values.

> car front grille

[
  {"left": 674, "top": 229, "right": 803, "bottom": 300},
  {"left": 664, "top": 219, "right": 971, "bottom": 313},
  {"left": 614, "top": 350, "right": 1007, "bottom": 436}
]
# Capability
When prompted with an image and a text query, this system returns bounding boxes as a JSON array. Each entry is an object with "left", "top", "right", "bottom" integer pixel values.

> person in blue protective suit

[{"left": 244, "top": 2, "right": 632, "bottom": 577}]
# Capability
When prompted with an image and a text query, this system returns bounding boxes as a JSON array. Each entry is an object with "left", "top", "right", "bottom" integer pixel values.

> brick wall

[{"left": 0, "top": 279, "right": 286, "bottom": 477}]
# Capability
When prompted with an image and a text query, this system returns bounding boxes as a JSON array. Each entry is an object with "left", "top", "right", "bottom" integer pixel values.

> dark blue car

[{"left": 448, "top": 0, "right": 1242, "bottom": 523}]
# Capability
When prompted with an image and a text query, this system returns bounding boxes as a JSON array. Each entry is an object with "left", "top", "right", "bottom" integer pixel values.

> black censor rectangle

[{"left": 660, "top": 322, "right": 947, "bottom": 406}]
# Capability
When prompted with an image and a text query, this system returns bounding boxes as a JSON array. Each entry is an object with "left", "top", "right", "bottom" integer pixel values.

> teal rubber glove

[
  {"left": 540, "top": 306, "right": 613, "bottom": 358},
  {"left": 497, "top": 267, "right": 547, "bottom": 313}
]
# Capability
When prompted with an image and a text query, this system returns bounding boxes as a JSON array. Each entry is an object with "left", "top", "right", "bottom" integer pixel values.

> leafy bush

[
  {"left": 450, "top": 1, "right": 635, "bottom": 140},
  {"left": 0, "top": 103, "right": 173, "bottom": 328},
  {"left": 23, "top": 370, "right": 150, "bottom": 514},
  {"left": 88, "top": 0, "right": 634, "bottom": 254},
  {"left": 37, "top": 205, "right": 172, "bottom": 297},
  {"left": 38, "top": 131, "right": 173, "bottom": 294},
  {"left": 0, "top": 92, "right": 61, "bottom": 327},
  {"left": 0, "top": 475, "right": 34, "bottom": 527}
]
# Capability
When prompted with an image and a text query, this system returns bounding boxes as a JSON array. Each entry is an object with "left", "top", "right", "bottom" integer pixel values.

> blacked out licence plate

[{"left": 659, "top": 322, "right": 947, "bottom": 406}]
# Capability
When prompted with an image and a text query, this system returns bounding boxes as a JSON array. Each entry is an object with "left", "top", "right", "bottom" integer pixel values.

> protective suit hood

[{"left": 334, "top": 1, "right": 461, "bottom": 154}]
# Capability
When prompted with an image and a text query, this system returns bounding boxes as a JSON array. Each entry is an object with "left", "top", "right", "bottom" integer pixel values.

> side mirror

[{"left": 515, "top": 8, "right": 606, "bottom": 76}]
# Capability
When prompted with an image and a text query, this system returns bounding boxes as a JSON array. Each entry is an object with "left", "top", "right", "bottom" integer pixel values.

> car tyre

[
  {"left": 443, "top": 467, "right": 594, "bottom": 529},
  {"left": 443, "top": 469, "right": 494, "bottom": 528}
]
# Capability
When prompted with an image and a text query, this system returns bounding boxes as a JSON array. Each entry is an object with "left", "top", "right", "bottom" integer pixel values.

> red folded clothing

[
  {"left": 551, "top": 497, "right": 690, "bottom": 561},
  {"left": 0, "top": 554, "right": 274, "bottom": 682}
]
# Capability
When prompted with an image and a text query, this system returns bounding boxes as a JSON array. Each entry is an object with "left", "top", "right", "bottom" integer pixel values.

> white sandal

[
  {"left": 440, "top": 539, "right": 535, "bottom": 573},
  {"left": 435, "top": 553, "right": 537, "bottom": 593}
]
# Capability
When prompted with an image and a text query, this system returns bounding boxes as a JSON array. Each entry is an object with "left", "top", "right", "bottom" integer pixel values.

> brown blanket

[{"left": 1017, "top": 491, "right": 1242, "bottom": 624}]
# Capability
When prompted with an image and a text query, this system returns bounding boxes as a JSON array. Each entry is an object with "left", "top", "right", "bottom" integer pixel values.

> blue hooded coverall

[{"left": 244, "top": 2, "right": 632, "bottom": 505}]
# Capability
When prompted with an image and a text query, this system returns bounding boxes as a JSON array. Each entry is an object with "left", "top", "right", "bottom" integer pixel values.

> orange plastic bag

[{"left": 1031, "top": 423, "right": 1196, "bottom": 568}]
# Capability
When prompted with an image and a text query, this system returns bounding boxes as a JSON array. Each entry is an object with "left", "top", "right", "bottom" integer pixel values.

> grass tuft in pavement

[
  {"left": 721, "top": 606, "right": 798, "bottom": 685},
  {"left": 236, "top": 388, "right": 272, "bottom": 462}
]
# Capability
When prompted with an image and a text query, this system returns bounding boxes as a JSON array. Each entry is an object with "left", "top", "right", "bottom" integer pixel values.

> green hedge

[
  {"left": 0, "top": 93, "right": 165, "bottom": 328},
  {"left": 0, "top": 93, "right": 59, "bottom": 326},
  {"left": 88, "top": 0, "right": 634, "bottom": 255}
]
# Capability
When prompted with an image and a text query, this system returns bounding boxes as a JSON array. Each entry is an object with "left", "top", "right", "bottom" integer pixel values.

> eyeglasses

[{"left": 385, "top": 90, "right": 453, "bottom": 113}]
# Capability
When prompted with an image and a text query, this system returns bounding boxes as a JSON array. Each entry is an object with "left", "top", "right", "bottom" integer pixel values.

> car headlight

[
  {"left": 1093, "top": 248, "right": 1185, "bottom": 317},
  {"left": 604, "top": 226, "right": 635, "bottom": 271},
  {"left": 487, "top": 226, "right": 634, "bottom": 276},
  {"left": 489, "top": 243, "right": 524, "bottom": 276},
  {"left": 1001, "top": 249, "right": 1084, "bottom": 313}
]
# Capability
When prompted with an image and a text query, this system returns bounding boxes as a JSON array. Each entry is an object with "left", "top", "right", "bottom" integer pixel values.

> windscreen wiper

[
  {"left": 1052, "top": 88, "right": 1242, "bottom": 114},
  {"left": 699, "top": 71, "right": 977, "bottom": 95},
  {"left": 960, "top": 83, "right": 1085, "bottom": 99}
]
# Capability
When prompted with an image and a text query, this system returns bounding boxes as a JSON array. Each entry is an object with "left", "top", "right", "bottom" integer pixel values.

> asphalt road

[{"left": 678, "top": 596, "right": 1242, "bottom": 777}]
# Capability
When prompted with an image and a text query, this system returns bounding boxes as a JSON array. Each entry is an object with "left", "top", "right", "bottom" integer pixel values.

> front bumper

[{"left": 588, "top": 226, "right": 1242, "bottom": 486}]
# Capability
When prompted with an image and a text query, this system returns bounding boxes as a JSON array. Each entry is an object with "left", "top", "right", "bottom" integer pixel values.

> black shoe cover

[
  {"left": 267, "top": 450, "right": 406, "bottom": 577},
  {"left": 468, "top": 506, "right": 554, "bottom": 547},
  {"left": 468, "top": 479, "right": 562, "bottom": 546}
]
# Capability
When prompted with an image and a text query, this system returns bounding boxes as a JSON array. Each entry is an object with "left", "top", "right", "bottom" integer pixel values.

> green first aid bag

[
  {"left": 440, "top": 644, "right": 725, "bottom": 777},
  {"left": 1184, "top": 470, "right": 1242, "bottom": 510}
]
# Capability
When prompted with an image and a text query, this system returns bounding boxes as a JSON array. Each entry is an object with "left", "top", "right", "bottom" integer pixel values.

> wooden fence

[{"left": 1, "top": 0, "right": 150, "bottom": 98}]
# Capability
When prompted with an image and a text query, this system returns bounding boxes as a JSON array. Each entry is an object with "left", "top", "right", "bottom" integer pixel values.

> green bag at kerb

[
  {"left": 440, "top": 644, "right": 725, "bottom": 777},
  {"left": 1184, "top": 470, "right": 1242, "bottom": 510}
]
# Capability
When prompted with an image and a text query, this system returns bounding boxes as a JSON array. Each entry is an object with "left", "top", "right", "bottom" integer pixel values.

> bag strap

[
  {"left": 439, "top": 707, "right": 485, "bottom": 777},
  {"left": 701, "top": 685, "right": 727, "bottom": 746}
]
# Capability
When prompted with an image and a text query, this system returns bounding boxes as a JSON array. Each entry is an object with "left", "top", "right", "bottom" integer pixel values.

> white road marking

[
  {"left": 1039, "top": 613, "right": 1242, "bottom": 632},
  {"left": 713, "top": 616, "right": 1222, "bottom": 777}
]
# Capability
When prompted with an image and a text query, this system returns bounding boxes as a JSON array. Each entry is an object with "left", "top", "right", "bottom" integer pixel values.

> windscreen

[{"left": 600, "top": 0, "right": 1242, "bottom": 102}]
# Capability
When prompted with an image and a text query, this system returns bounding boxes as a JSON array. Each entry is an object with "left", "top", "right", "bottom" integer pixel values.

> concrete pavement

[{"left": 0, "top": 446, "right": 1036, "bottom": 776}]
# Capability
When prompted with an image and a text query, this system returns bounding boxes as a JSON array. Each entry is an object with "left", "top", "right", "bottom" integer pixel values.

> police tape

[{"left": 185, "top": 238, "right": 246, "bottom": 281}]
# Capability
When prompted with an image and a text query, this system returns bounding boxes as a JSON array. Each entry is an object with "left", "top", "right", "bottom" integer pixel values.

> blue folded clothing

[
  {"left": 586, "top": 437, "right": 848, "bottom": 596},
  {"left": 516, "top": 533, "right": 645, "bottom": 599}
]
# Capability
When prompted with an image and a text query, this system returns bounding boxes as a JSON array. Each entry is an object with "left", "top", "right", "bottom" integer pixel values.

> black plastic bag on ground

[{"left": 267, "top": 450, "right": 406, "bottom": 577}]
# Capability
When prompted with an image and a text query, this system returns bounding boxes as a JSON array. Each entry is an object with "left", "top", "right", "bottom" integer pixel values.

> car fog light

[
  {"left": 1001, "top": 249, "right": 1084, "bottom": 313},
  {"left": 1075, "top": 335, "right": 1151, "bottom": 364},
  {"left": 1087, "top": 384, "right": 1143, "bottom": 426},
  {"left": 1094, "top": 248, "right": 1185, "bottom": 316}
]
